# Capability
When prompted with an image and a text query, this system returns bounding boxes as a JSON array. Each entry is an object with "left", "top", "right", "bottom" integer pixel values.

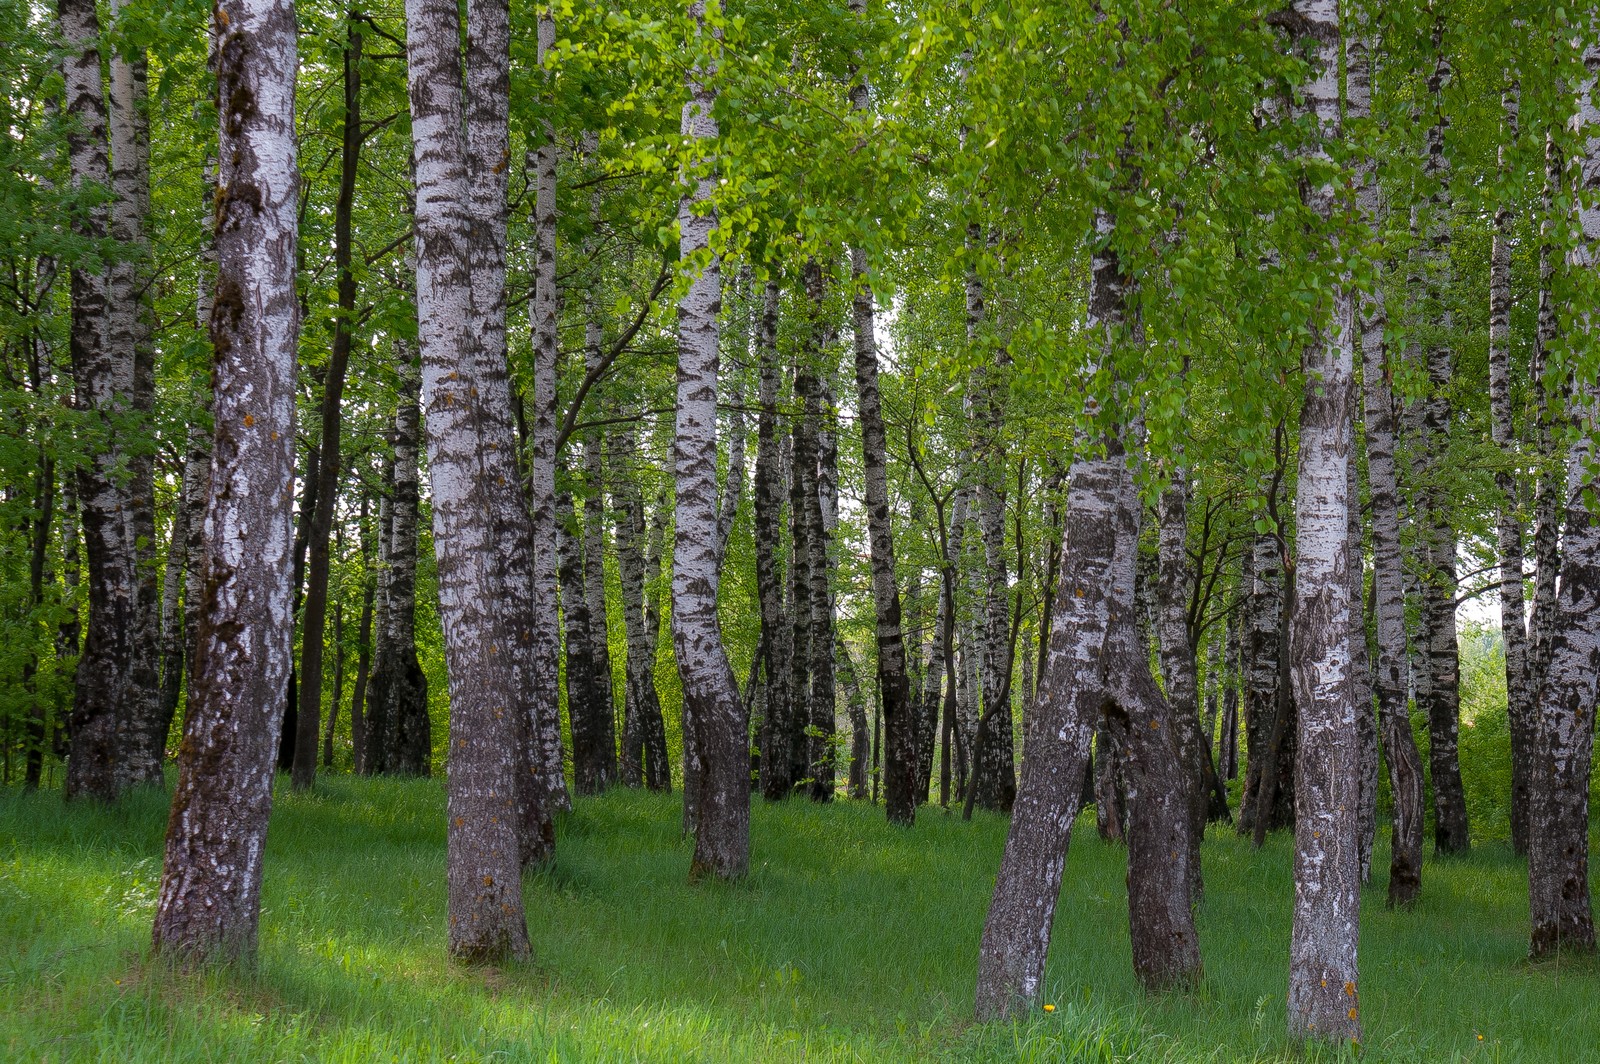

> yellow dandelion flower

[{"left": 1043, "top": 1004, "right": 1056, "bottom": 1013}]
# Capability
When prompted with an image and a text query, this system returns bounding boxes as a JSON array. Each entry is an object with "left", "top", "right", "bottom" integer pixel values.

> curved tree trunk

[{"left": 150, "top": 0, "right": 299, "bottom": 960}]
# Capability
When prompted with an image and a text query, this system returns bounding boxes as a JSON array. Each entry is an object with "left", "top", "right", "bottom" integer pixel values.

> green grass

[{"left": 2, "top": 779, "right": 1596, "bottom": 1062}]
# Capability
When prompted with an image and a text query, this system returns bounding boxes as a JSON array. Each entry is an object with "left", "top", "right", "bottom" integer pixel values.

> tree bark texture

[
  {"left": 404, "top": 0, "right": 536, "bottom": 959},
  {"left": 368, "top": 344, "right": 430, "bottom": 776},
  {"left": 1283, "top": 1, "right": 1361, "bottom": 1040},
  {"left": 851, "top": 247, "right": 916, "bottom": 824},
  {"left": 674, "top": 4, "right": 749, "bottom": 879},
  {"left": 1528, "top": 43, "right": 1600, "bottom": 959},
  {"left": 150, "top": 0, "right": 299, "bottom": 960}
]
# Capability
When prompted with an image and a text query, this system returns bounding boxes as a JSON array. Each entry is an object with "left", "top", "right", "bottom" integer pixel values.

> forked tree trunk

[
  {"left": 975, "top": 215, "right": 1198, "bottom": 1020},
  {"left": 150, "top": 0, "right": 299, "bottom": 961},
  {"left": 402, "top": 0, "right": 535, "bottom": 959},
  {"left": 674, "top": 1, "right": 749, "bottom": 879}
]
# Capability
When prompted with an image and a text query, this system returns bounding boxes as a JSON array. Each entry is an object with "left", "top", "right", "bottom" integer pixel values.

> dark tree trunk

[
  {"left": 150, "top": 0, "right": 299, "bottom": 961},
  {"left": 293, "top": 17, "right": 365, "bottom": 791}
]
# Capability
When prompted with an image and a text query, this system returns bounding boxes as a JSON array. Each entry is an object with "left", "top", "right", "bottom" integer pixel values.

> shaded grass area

[{"left": 1, "top": 778, "right": 1595, "bottom": 1061}]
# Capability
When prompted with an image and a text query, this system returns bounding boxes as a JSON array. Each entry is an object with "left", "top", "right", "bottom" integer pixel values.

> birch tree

[{"left": 150, "top": 0, "right": 299, "bottom": 961}]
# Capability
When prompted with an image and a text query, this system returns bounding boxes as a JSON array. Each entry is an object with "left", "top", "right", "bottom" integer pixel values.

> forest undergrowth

[{"left": 2, "top": 778, "right": 1595, "bottom": 1063}]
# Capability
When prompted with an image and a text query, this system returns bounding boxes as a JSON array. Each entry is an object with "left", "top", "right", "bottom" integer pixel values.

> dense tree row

[{"left": 1, "top": 0, "right": 1597, "bottom": 1043}]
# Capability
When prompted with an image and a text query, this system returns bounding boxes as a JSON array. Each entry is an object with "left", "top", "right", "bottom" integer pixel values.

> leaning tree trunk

[
  {"left": 402, "top": 0, "right": 536, "bottom": 960},
  {"left": 149, "top": 0, "right": 299, "bottom": 961},
  {"left": 674, "top": 1, "right": 749, "bottom": 879},
  {"left": 975, "top": 214, "right": 1199, "bottom": 1020},
  {"left": 1528, "top": 43, "right": 1600, "bottom": 959},
  {"left": 60, "top": 0, "right": 145, "bottom": 804},
  {"left": 293, "top": 16, "right": 365, "bottom": 791},
  {"left": 1284, "top": 0, "right": 1361, "bottom": 1041}
]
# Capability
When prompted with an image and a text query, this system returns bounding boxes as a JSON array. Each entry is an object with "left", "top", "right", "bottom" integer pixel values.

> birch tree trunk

[
  {"left": 580, "top": 311, "right": 618, "bottom": 787},
  {"left": 851, "top": 246, "right": 916, "bottom": 823},
  {"left": 525, "top": 10, "right": 571, "bottom": 820},
  {"left": 1416, "top": 18, "right": 1470, "bottom": 855},
  {"left": 1487, "top": 86, "right": 1536, "bottom": 855},
  {"left": 107, "top": 0, "right": 164, "bottom": 788},
  {"left": 1283, "top": 0, "right": 1361, "bottom": 1039},
  {"left": 1528, "top": 41, "right": 1600, "bottom": 959},
  {"left": 349, "top": 493, "right": 374, "bottom": 775},
  {"left": 614, "top": 428, "right": 665, "bottom": 789},
  {"left": 150, "top": 0, "right": 299, "bottom": 960},
  {"left": 754, "top": 279, "right": 796, "bottom": 800},
  {"left": 1528, "top": 131, "right": 1565, "bottom": 703},
  {"left": 1155, "top": 463, "right": 1206, "bottom": 898},
  {"left": 1237, "top": 529, "right": 1283, "bottom": 835},
  {"left": 59, "top": 0, "right": 142, "bottom": 803},
  {"left": 674, "top": 1, "right": 749, "bottom": 878},
  {"left": 402, "top": 0, "right": 535, "bottom": 958},
  {"left": 801, "top": 262, "right": 836, "bottom": 801},
  {"left": 369, "top": 343, "right": 430, "bottom": 776},
  {"left": 975, "top": 214, "right": 1198, "bottom": 1019}
]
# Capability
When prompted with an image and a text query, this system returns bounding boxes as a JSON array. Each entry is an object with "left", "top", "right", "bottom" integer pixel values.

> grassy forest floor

[{"left": 2, "top": 778, "right": 1597, "bottom": 1062}]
